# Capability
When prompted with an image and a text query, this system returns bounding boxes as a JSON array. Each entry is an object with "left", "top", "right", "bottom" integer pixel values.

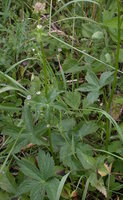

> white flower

[
  {"left": 58, "top": 48, "right": 62, "bottom": 52},
  {"left": 47, "top": 124, "right": 50, "bottom": 128},
  {"left": 100, "top": 103, "right": 103, "bottom": 106},
  {"left": 36, "top": 91, "right": 41, "bottom": 95},
  {"left": 37, "top": 24, "right": 42, "bottom": 29},
  {"left": 27, "top": 95, "right": 31, "bottom": 100}
]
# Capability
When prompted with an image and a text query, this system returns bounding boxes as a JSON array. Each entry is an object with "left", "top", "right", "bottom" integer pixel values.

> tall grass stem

[{"left": 106, "top": 0, "right": 121, "bottom": 150}]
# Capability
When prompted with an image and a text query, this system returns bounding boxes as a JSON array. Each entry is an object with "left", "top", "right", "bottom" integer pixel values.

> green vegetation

[{"left": 0, "top": 0, "right": 123, "bottom": 199}]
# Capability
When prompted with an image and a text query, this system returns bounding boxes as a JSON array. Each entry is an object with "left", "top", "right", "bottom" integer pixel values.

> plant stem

[
  {"left": 41, "top": 40, "right": 48, "bottom": 97},
  {"left": 72, "top": 3, "right": 76, "bottom": 92},
  {"left": 106, "top": 0, "right": 121, "bottom": 150},
  {"left": 49, "top": 0, "right": 52, "bottom": 32},
  {"left": 37, "top": 16, "right": 54, "bottom": 158},
  {"left": 37, "top": 14, "right": 48, "bottom": 97},
  {"left": 48, "top": 127, "right": 55, "bottom": 160}
]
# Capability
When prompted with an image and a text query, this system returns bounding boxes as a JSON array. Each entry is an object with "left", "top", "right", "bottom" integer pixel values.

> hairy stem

[{"left": 41, "top": 40, "right": 48, "bottom": 97}]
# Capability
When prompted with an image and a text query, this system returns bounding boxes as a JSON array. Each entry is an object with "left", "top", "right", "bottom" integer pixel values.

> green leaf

[
  {"left": 92, "top": 31, "right": 104, "bottom": 40},
  {"left": 77, "top": 149, "right": 96, "bottom": 170},
  {"left": 85, "top": 71, "right": 100, "bottom": 88},
  {"left": 46, "top": 178, "right": 59, "bottom": 200},
  {"left": 0, "top": 169, "right": 17, "bottom": 194},
  {"left": 103, "top": 10, "right": 113, "bottom": 23},
  {"left": 78, "top": 121, "right": 98, "bottom": 138},
  {"left": 17, "top": 159, "right": 42, "bottom": 181},
  {"left": 38, "top": 150, "right": 55, "bottom": 181},
  {"left": 103, "top": 17, "right": 123, "bottom": 29},
  {"left": 62, "top": 58, "right": 82, "bottom": 74},
  {"left": 100, "top": 71, "right": 114, "bottom": 87},
  {"left": 59, "top": 118, "right": 76, "bottom": 131},
  {"left": 17, "top": 151, "right": 59, "bottom": 200},
  {"left": 108, "top": 141, "right": 122, "bottom": 153},
  {"left": 76, "top": 143, "right": 93, "bottom": 156},
  {"left": 87, "top": 91, "right": 100, "bottom": 104},
  {"left": 18, "top": 179, "right": 45, "bottom": 200},
  {"left": 0, "top": 191, "right": 10, "bottom": 200},
  {"left": 77, "top": 83, "right": 96, "bottom": 92},
  {"left": 30, "top": 181, "right": 45, "bottom": 200},
  {"left": 108, "top": 175, "right": 123, "bottom": 191},
  {"left": 60, "top": 144, "right": 80, "bottom": 170},
  {"left": 64, "top": 91, "right": 81, "bottom": 109},
  {"left": 105, "top": 53, "right": 111, "bottom": 63},
  {"left": 55, "top": 172, "right": 71, "bottom": 200},
  {"left": 51, "top": 101, "right": 68, "bottom": 111}
]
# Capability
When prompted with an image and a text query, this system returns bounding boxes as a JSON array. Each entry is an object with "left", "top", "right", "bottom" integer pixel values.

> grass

[{"left": 0, "top": 0, "right": 123, "bottom": 200}]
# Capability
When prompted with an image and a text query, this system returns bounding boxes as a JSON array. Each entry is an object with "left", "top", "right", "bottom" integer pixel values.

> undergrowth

[{"left": 0, "top": 0, "right": 123, "bottom": 200}]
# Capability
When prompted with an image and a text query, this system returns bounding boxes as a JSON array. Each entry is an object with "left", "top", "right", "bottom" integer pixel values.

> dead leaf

[
  {"left": 21, "top": 143, "right": 34, "bottom": 151},
  {"left": 111, "top": 94, "right": 123, "bottom": 121},
  {"left": 95, "top": 183, "right": 107, "bottom": 198},
  {"left": 104, "top": 163, "right": 112, "bottom": 174}
]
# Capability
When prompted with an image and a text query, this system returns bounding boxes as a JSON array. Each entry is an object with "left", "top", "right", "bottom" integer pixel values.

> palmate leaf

[
  {"left": 18, "top": 179, "right": 45, "bottom": 200},
  {"left": 64, "top": 91, "right": 81, "bottom": 110},
  {"left": 17, "top": 150, "right": 59, "bottom": 200},
  {"left": 77, "top": 70, "right": 113, "bottom": 105},
  {"left": 77, "top": 71, "right": 101, "bottom": 105},
  {"left": 85, "top": 71, "right": 100, "bottom": 88},
  {"left": 62, "top": 58, "right": 82, "bottom": 74},
  {"left": 2, "top": 122, "right": 47, "bottom": 154}
]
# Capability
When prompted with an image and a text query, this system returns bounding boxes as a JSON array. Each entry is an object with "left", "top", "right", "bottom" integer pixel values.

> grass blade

[
  {"left": 55, "top": 171, "right": 71, "bottom": 200},
  {"left": 0, "top": 71, "right": 27, "bottom": 91},
  {"left": 0, "top": 127, "right": 24, "bottom": 173},
  {"left": 53, "top": 0, "right": 100, "bottom": 17},
  {"left": 50, "top": 34, "right": 123, "bottom": 74},
  {"left": 82, "top": 178, "right": 90, "bottom": 200},
  {"left": 5, "top": 57, "right": 37, "bottom": 74}
]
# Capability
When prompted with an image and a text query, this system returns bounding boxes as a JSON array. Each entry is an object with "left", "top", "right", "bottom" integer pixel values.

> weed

[{"left": 0, "top": 0, "right": 123, "bottom": 200}]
